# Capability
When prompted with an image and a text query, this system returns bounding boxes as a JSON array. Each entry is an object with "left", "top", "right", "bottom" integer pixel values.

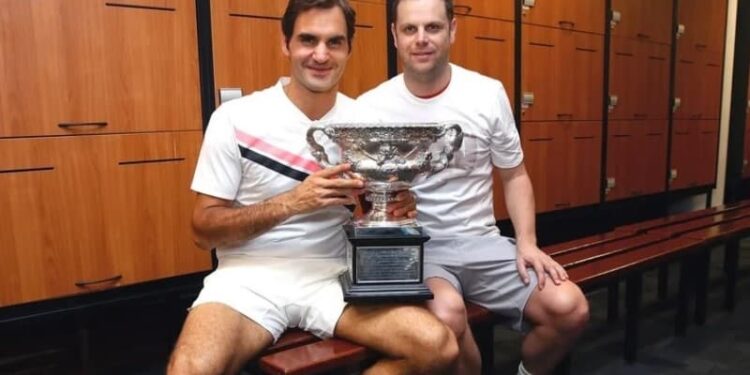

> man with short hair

[
  {"left": 358, "top": 0, "right": 590, "bottom": 374},
  {"left": 167, "top": 1, "right": 458, "bottom": 374}
]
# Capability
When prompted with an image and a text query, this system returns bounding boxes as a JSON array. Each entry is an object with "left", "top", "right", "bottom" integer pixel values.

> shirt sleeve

[
  {"left": 489, "top": 82, "right": 524, "bottom": 169},
  {"left": 191, "top": 106, "right": 242, "bottom": 200}
]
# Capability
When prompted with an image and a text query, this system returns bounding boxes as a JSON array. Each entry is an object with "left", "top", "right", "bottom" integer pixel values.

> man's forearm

[
  {"left": 192, "top": 192, "right": 295, "bottom": 250},
  {"left": 503, "top": 171, "right": 538, "bottom": 247}
]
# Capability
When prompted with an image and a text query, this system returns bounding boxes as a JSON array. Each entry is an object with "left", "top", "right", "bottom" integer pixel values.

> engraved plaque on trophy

[{"left": 307, "top": 122, "right": 463, "bottom": 302}]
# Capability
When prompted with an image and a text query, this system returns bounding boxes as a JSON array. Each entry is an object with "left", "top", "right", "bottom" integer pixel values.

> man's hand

[
  {"left": 386, "top": 190, "right": 418, "bottom": 219},
  {"left": 286, "top": 164, "right": 364, "bottom": 215},
  {"left": 516, "top": 242, "right": 568, "bottom": 290}
]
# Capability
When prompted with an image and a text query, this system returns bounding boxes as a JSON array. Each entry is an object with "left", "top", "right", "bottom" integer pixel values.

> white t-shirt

[
  {"left": 357, "top": 64, "right": 523, "bottom": 238},
  {"left": 192, "top": 78, "right": 357, "bottom": 259}
]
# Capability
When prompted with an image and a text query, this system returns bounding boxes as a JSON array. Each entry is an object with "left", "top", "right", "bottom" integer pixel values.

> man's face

[
  {"left": 392, "top": 0, "right": 455, "bottom": 78},
  {"left": 283, "top": 7, "right": 350, "bottom": 94}
]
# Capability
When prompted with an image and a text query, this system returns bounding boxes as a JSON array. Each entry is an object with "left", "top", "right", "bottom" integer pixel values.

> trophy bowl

[{"left": 307, "top": 122, "right": 463, "bottom": 227}]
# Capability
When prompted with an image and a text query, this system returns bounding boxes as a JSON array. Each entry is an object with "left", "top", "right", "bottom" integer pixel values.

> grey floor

[{"left": 493, "top": 238, "right": 750, "bottom": 374}]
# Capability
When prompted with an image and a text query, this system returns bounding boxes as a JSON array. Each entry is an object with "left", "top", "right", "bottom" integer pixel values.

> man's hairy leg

[
  {"left": 168, "top": 303, "right": 274, "bottom": 375},
  {"left": 335, "top": 303, "right": 459, "bottom": 375}
]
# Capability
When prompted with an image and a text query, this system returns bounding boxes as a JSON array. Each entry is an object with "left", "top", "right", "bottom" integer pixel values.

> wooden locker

[
  {"left": 678, "top": 0, "right": 727, "bottom": 53},
  {"left": 673, "top": 50, "right": 701, "bottom": 119},
  {"left": 102, "top": 0, "right": 203, "bottom": 132},
  {"left": 107, "top": 131, "right": 210, "bottom": 286},
  {"left": 745, "top": 77, "right": 750, "bottom": 178},
  {"left": 605, "top": 121, "right": 638, "bottom": 200},
  {"left": 695, "top": 120, "right": 719, "bottom": 186},
  {"left": 522, "top": 25, "right": 603, "bottom": 122},
  {"left": 452, "top": 16, "right": 515, "bottom": 103},
  {"left": 642, "top": 43, "right": 671, "bottom": 119},
  {"left": 522, "top": 122, "right": 601, "bottom": 213},
  {"left": 636, "top": 120, "right": 669, "bottom": 195},
  {"left": 0, "top": 137, "right": 117, "bottom": 306},
  {"left": 521, "top": 0, "right": 605, "bottom": 35},
  {"left": 0, "top": 0, "right": 108, "bottom": 137},
  {"left": 608, "top": 37, "right": 640, "bottom": 120},
  {"left": 669, "top": 120, "right": 698, "bottom": 189},
  {"left": 611, "top": 0, "right": 673, "bottom": 45}
]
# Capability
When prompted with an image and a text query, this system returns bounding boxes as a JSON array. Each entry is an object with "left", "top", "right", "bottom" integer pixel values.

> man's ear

[
  {"left": 281, "top": 35, "right": 290, "bottom": 57},
  {"left": 391, "top": 23, "right": 398, "bottom": 49},
  {"left": 449, "top": 17, "right": 457, "bottom": 44}
]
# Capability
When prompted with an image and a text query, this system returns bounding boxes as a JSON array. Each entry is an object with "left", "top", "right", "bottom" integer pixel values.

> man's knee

[
  {"left": 428, "top": 287, "right": 469, "bottom": 338},
  {"left": 168, "top": 346, "right": 225, "bottom": 375},
  {"left": 410, "top": 322, "right": 460, "bottom": 374},
  {"left": 537, "top": 283, "right": 590, "bottom": 333}
]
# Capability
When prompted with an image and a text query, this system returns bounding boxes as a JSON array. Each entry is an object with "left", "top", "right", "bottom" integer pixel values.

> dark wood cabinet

[
  {"left": 670, "top": 120, "right": 719, "bottom": 189},
  {"left": 521, "top": 0, "right": 605, "bottom": 35},
  {"left": 606, "top": 120, "right": 668, "bottom": 201},
  {"left": 522, "top": 122, "right": 602, "bottom": 213},
  {"left": 521, "top": 25, "right": 604, "bottom": 122},
  {"left": 609, "top": 37, "right": 670, "bottom": 120},
  {"left": 611, "top": 0, "right": 673, "bottom": 45}
]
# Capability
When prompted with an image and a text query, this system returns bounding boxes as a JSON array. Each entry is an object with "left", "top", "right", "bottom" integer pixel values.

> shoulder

[
  {"left": 358, "top": 74, "right": 404, "bottom": 102},
  {"left": 451, "top": 64, "right": 507, "bottom": 96}
]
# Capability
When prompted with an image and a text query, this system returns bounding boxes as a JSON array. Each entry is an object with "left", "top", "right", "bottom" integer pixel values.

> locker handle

[
  {"left": 75, "top": 274, "right": 123, "bottom": 288},
  {"left": 558, "top": 20, "right": 575, "bottom": 29},
  {"left": 0, "top": 166, "right": 55, "bottom": 174},
  {"left": 695, "top": 43, "right": 708, "bottom": 49},
  {"left": 636, "top": 33, "right": 650, "bottom": 40},
  {"left": 105, "top": 2, "right": 176, "bottom": 12},
  {"left": 454, "top": 5, "right": 472, "bottom": 15},
  {"left": 556, "top": 113, "right": 574, "bottom": 119},
  {"left": 58, "top": 121, "right": 108, "bottom": 129},
  {"left": 690, "top": 114, "right": 703, "bottom": 119},
  {"left": 633, "top": 113, "right": 648, "bottom": 119},
  {"left": 554, "top": 202, "right": 571, "bottom": 208},
  {"left": 675, "top": 131, "right": 690, "bottom": 136}
]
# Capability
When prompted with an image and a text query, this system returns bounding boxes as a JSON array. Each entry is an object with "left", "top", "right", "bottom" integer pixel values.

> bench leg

[
  {"left": 675, "top": 258, "right": 692, "bottom": 336},
  {"left": 624, "top": 273, "right": 642, "bottom": 363},
  {"left": 657, "top": 264, "right": 669, "bottom": 301},
  {"left": 724, "top": 239, "right": 740, "bottom": 311},
  {"left": 472, "top": 323, "right": 494, "bottom": 375},
  {"left": 694, "top": 248, "right": 711, "bottom": 326},
  {"left": 607, "top": 282, "right": 619, "bottom": 325}
]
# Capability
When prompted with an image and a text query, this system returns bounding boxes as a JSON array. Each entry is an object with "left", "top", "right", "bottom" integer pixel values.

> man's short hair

[
  {"left": 282, "top": 0, "right": 356, "bottom": 50},
  {"left": 391, "top": 0, "right": 454, "bottom": 22}
]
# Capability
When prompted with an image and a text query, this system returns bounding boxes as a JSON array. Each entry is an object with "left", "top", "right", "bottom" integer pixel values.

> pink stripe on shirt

[{"left": 235, "top": 129, "right": 322, "bottom": 173}]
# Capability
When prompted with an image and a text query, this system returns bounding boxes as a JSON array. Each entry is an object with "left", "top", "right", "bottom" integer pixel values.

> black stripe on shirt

[{"left": 238, "top": 145, "right": 310, "bottom": 182}]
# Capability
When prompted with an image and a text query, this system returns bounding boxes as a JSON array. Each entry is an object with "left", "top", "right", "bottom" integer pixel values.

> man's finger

[
  {"left": 315, "top": 163, "right": 352, "bottom": 178},
  {"left": 534, "top": 261, "right": 546, "bottom": 290},
  {"left": 517, "top": 260, "right": 530, "bottom": 284}
]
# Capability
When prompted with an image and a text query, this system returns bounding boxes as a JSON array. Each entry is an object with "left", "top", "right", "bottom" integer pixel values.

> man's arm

[
  {"left": 499, "top": 162, "right": 568, "bottom": 289},
  {"left": 192, "top": 164, "right": 363, "bottom": 250}
]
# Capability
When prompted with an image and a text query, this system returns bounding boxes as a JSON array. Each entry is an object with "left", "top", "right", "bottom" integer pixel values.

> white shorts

[
  {"left": 191, "top": 255, "right": 348, "bottom": 342},
  {"left": 424, "top": 236, "right": 538, "bottom": 332}
]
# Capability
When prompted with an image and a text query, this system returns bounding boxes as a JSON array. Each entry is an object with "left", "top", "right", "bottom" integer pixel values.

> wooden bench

[{"left": 255, "top": 200, "right": 750, "bottom": 374}]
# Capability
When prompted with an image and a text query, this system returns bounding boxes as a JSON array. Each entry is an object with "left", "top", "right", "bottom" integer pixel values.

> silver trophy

[{"left": 307, "top": 122, "right": 463, "bottom": 302}]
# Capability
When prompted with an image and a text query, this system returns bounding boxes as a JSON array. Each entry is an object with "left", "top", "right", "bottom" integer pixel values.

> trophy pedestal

[{"left": 342, "top": 225, "right": 433, "bottom": 303}]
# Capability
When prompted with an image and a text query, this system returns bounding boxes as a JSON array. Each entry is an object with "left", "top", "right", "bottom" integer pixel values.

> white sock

[{"left": 517, "top": 362, "right": 532, "bottom": 375}]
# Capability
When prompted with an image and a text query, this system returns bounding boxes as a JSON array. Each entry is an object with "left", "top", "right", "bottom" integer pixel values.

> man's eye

[
  {"left": 403, "top": 25, "right": 417, "bottom": 33},
  {"left": 300, "top": 37, "right": 317, "bottom": 46},
  {"left": 426, "top": 24, "right": 442, "bottom": 32}
]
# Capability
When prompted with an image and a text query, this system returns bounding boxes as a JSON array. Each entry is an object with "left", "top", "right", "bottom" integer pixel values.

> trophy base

[{"left": 339, "top": 272, "right": 433, "bottom": 303}]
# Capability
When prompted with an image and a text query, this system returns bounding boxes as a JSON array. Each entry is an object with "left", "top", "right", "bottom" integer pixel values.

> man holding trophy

[
  {"left": 357, "top": 0, "right": 590, "bottom": 374},
  {"left": 168, "top": 1, "right": 458, "bottom": 374}
]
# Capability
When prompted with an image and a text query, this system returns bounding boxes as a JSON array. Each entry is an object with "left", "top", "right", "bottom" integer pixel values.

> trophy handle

[
  {"left": 431, "top": 123, "right": 464, "bottom": 172},
  {"left": 306, "top": 126, "right": 334, "bottom": 168}
]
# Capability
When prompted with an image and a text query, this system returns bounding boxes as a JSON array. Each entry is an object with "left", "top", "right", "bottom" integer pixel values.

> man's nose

[
  {"left": 416, "top": 28, "right": 428, "bottom": 44},
  {"left": 312, "top": 43, "right": 330, "bottom": 62}
]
